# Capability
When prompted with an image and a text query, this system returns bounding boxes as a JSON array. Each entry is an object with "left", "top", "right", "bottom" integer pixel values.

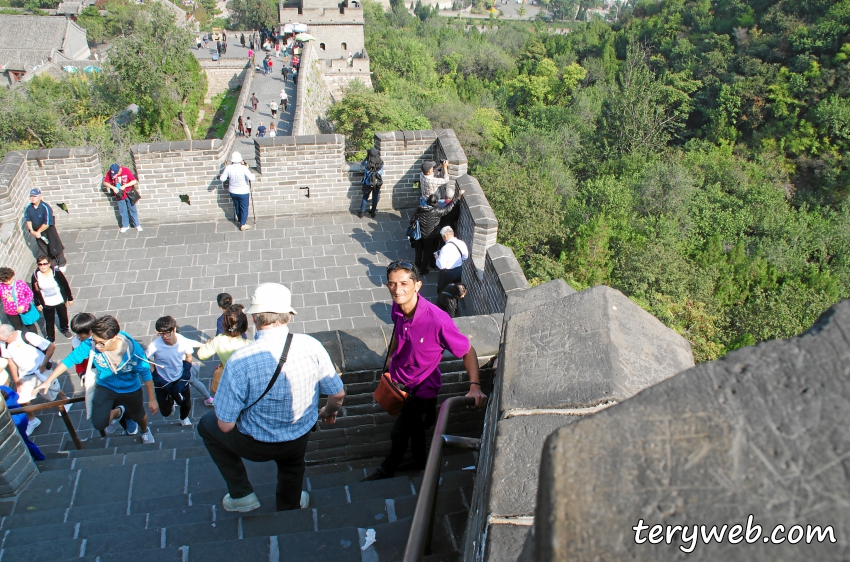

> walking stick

[{"left": 248, "top": 179, "right": 257, "bottom": 225}]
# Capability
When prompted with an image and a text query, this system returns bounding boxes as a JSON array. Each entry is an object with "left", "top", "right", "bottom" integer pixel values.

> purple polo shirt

[{"left": 389, "top": 296, "right": 471, "bottom": 399}]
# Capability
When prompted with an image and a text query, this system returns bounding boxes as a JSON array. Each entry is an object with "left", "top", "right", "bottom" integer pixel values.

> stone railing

[
  {"left": 462, "top": 283, "right": 696, "bottom": 561},
  {"left": 198, "top": 58, "right": 251, "bottom": 104}
]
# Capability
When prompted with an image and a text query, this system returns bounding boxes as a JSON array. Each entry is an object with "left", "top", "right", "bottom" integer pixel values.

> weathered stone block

[
  {"left": 535, "top": 298, "right": 850, "bottom": 561},
  {"left": 501, "top": 285, "right": 694, "bottom": 411}
]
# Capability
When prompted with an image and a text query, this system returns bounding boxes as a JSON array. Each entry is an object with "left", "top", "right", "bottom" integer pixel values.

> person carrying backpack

[{"left": 357, "top": 148, "right": 384, "bottom": 219}]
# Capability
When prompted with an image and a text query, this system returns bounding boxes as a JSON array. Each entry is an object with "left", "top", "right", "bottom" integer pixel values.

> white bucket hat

[
  {"left": 246, "top": 283, "right": 298, "bottom": 315},
  {"left": 230, "top": 151, "right": 243, "bottom": 163}
]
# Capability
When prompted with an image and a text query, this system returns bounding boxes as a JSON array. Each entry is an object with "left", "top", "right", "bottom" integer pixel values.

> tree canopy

[{"left": 327, "top": 0, "right": 850, "bottom": 362}]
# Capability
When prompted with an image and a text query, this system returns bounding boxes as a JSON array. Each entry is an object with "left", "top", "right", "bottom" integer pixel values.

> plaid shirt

[{"left": 215, "top": 326, "right": 343, "bottom": 443}]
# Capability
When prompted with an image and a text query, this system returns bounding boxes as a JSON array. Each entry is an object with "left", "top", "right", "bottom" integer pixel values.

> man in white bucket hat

[
  {"left": 198, "top": 283, "right": 346, "bottom": 513},
  {"left": 219, "top": 151, "right": 255, "bottom": 231}
]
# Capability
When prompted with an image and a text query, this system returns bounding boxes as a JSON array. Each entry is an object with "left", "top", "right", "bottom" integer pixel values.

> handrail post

[
  {"left": 57, "top": 404, "right": 83, "bottom": 450},
  {"left": 403, "top": 396, "right": 475, "bottom": 562}
]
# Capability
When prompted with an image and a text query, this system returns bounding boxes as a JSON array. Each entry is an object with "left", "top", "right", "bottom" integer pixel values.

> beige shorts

[{"left": 17, "top": 370, "right": 60, "bottom": 403}]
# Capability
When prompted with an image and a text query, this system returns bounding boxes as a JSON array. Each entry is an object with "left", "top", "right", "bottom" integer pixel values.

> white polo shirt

[
  {"left": 436, "top": 238, "right": 469, "bottom": 270},
  {"left": 1, "top": 332, "right": 50, "bottom": 376}
]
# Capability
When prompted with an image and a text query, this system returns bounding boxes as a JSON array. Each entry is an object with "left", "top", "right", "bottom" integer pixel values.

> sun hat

[
  {"left": 245, "top": 283, "right": 298, "bottom": 315},
  {"left": 29, "top": 188, "right": 41, "bottom": 197},
  {"left": 230, "top": 151, "right": 243, "bottom": 163},
  {"left": 420, "top": 161, "right": 436, "bottom": 174}
]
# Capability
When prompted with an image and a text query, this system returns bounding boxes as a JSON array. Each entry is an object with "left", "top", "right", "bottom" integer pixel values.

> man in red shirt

[
  {"left": 102, "top": 164, "right": 143, "bottom": 233},
  {"left": 363, "top": 261, "right": 487, "bottom": 481}
]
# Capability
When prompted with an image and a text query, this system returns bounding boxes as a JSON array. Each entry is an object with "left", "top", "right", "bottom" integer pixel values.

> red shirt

[
  {"left": 103, "top": 167, "right": 136, "bottom": 200},
  {"left": 389, "top": 296, "right": 470, "bottom": 399}
]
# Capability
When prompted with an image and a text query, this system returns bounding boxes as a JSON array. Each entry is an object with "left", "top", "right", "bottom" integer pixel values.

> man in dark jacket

[
  {"left": 24, "top": 188, "right": 66, "bottom": 271},
  {"left": 410, "top": 191, "right": 464, "bottom": 275}
]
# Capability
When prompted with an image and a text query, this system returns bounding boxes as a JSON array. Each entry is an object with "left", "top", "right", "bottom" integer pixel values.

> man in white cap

[
  {"left": 219, "top": 151, "right": 255, "bottom": 231},
  {"left": 197, "top": 283, "right": 346, "bottom": 513}
]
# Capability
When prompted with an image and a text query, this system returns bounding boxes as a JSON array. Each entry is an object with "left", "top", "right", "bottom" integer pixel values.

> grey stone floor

[
  {"left": 55, "top": 210, "right": 430, "bottom": 355},
  {"left": 23, "top": 210, "right": 439, "bottom": 450},
  {"left": 193, "top": 41, "right": 295, "bottom": 167}
]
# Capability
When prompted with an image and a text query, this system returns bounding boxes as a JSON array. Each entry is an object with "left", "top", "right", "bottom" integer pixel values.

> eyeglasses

[
  {"left": 386, "top": 260, "right": 415, "bottom": 275},
  {"left": 37, "top": 262, "right": 50, "bottom": 267},
  {"left": 93, "top": 337, "right": 114, "bottom": 348},
  {"left": 157, "top": 330, "right": 175, "bottom": 337}
]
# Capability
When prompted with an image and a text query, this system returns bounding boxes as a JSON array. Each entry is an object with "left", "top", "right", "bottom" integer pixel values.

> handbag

[
  {"left": 127, "top": 186, "right": 142, "bottom": 205},
  {"left": 12, "top": 283, "right": 40, "bottom": 325},
  {"left": 83, "top": 348, "right": 96, "bottom": 420},
  {"left": 211, "top": 364, "right": 224, "bottom": 394},
  {"left": 373, "top": 324, "right": 423, "bottom": 417},
  {"left": 405, "top": 220, "right": 422, "bottom": 246}
]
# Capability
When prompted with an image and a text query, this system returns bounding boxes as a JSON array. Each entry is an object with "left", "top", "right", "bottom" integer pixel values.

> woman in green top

[{"left": 197, "top": 305, "right": 250, "bottom": 394}]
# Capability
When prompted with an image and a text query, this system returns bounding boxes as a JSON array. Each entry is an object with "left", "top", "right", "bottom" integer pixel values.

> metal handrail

[
  {"left": 403, "top": 395, "right": 476, "bottom": 561},
  {"left": 8, "top": 396, "right": 101, "bottom": 450}
]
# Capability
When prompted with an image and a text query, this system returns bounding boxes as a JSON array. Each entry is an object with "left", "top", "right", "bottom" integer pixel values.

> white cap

[
  {"left": 246, "top": 283, "right": 298, "bottom": 315},
  {"left": 231, "top": 151, "right": 243, "bottom": 163}
]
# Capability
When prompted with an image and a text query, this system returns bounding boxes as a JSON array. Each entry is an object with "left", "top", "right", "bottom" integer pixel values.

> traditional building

[{"left": 0, "top": 15, "right": 91, "bottom": 87}]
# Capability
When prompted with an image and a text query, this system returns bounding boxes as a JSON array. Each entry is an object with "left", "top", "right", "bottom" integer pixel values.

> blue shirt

[
  {"left": 24, "top": 202, "right": 53, "bottom": 229},
  {"left": 215, "top": 325, "right": 343, "bottom": 443},
  {"left": 61, "top": 331, "right": 152, "bottom": 393}
]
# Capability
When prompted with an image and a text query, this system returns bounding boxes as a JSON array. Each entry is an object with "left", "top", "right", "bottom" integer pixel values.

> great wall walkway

[{"left": 193, "top": 39, "right": 296, "bottom": 167}]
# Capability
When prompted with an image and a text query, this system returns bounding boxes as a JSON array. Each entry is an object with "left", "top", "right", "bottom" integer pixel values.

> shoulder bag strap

[
  {"left": 448, "top": 239, "right": 466, "bottom": 261},
  {"left": 238, "top": 333, "right": 293, "bottom": 420},
  {"left": 384, "top": 321, "right": 397, "bottom": 371}
]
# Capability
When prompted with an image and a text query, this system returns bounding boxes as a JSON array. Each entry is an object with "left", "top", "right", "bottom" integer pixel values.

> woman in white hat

[{"left": 219, "top": 151, "right": 256, "bottom": 231}]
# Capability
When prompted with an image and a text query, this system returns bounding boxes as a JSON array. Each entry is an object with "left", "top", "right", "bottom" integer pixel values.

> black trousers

[
  {"left": 197, "top": 411, "right": 310, "bottom": 511},
  {"left": 91, "top": 385, "right": 146, "bottom": 431},
  {"left": 152, "top": 364, "right": 192, "bottom": 420},
  {"left": 42, "top": 302, "right": 69, "bottom": 341},
  {"left": 437, "top": 266, "right": 462, "bottom": 294},
  {"left": 7, "top": 313, "right": 37, "bottom": 334},
  {"left": 380, "top": 396, "right": 437, "bottom": 476},
  {"left": 414, "top": 237, "right": 440, "bottom": 272}
]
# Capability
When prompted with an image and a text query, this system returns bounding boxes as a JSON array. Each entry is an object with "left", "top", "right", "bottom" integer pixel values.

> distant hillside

[{"left": 333, "top": 0, "right": 850, "bottom": 362}]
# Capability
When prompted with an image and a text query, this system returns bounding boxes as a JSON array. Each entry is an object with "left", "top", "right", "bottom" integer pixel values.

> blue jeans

[
  {"left": 117, "top": 198, "right": 140, "bottom": 228},
  {"left": 230, "top": 193, "right": 249, "bottom": 226},
  {"left": 360, "top": 186, "right": 380, "bottom": 213}
]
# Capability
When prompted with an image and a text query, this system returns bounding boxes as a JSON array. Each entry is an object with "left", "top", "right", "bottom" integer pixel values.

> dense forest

[
  {"left": 0, "top": 1, "right": 205, "bottom": 167},
  {"left": 328, "top": 0, "right": 850, "bottom": 362}
]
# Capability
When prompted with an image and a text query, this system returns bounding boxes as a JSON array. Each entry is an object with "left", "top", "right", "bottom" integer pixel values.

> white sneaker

[
  {"left": 222, "top": 492, "right": 260, "bottom": 512},
  {"left": 140, "top": 429, "right": 155, "bottom": 444},
  {"left": 25, "top": 417, "right": 41, "bottom": 436},
  {"left": 240, "top": 224, "right": 252, "bottom": 231},
  {"left": 300, "top": 491, "right": 309, "bottom": 509},
  {"left": 178, "top": 417, "right": 192, "bottom": 427},
  {"left": 119, "top": 227, "right": 129, "bottom": 233},
  {"left": 135, "top": 225, "right": 144, "bottom": 232}
]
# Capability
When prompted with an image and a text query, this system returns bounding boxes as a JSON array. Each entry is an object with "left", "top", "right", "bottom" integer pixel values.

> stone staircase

[{"left": 0, "top": 419, "right": 475, "bottom": 562}]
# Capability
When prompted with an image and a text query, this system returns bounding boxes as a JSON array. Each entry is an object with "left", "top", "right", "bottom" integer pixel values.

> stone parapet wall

[
  {"left": 374, "top": 130, "right": 437, "bottom": 209},
  {"left": 292, "top": 42, "right": 333, "bottom": 136},
  {"left": 199, "top": 59, "right": 249, "bottom": 103},
  {"left": 0, "top": 152, "right": 39, "bottom": 278},
  {"left": 0, "top": 401, "right": 37, "bottom": 497},
  {"left": 463, "top": 284, "right": 695, "bottom": 562},
  {"left": 463, "top": 244, "right": 529, "bottom": 317},
  {"left": 254, "top": 134, "right": 352, "bottom": 212},
  {"left": 130, "top": 139, "right": 232, "bottom": 223}
]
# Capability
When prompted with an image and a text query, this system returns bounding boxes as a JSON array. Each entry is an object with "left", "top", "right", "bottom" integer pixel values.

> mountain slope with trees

[{"left": 330, "top": 0, "right": 850, "bottom": 361}]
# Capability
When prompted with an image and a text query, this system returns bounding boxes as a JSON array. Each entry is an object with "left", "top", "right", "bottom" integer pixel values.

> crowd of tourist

[{"left": 1, "top": 27, "right": 485, "bottom": 513}]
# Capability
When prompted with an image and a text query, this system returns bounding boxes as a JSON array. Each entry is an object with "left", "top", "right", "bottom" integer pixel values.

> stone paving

[
  {"left": 24, "top": 210, "right": 430, "bottom": 449},
  {"left": 53, "top": 210, "right": 429, "bottom": 353},
  {"left": 193, "top": 38, "right": 296, "bottom": 166}
]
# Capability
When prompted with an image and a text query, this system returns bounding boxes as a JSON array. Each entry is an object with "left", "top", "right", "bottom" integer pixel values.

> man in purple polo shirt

[{"left": 363, "top": 261, "right": 487, "bottom": 481}]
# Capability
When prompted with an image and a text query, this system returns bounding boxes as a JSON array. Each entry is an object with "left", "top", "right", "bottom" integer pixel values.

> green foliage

[
  {"left": 326, "top": 85, "right": 431, "bottom": 160},
  {"left": 342, "top": 0, "right": 850, "bottom": 362},
  {"left": 108, "top": 2, "right": 206, "bottom": 139},
  {"left": 227, "top": 0, "right": 278, "bottom": 30}
]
